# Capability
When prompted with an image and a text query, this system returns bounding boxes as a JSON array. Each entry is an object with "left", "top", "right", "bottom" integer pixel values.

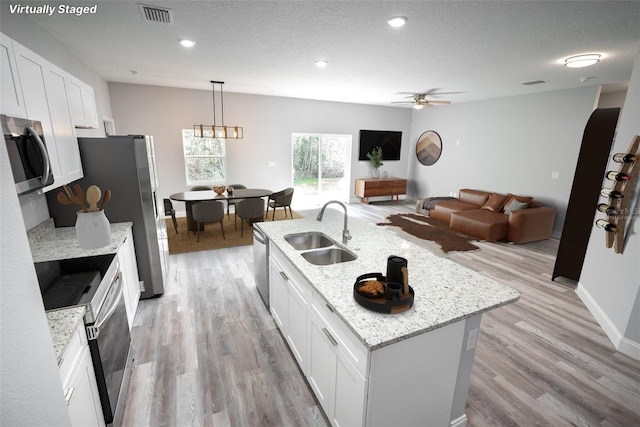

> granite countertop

[
  {"left": 256, "top": 207, "right": 520, "bottom": 351},
  {"left": 46, "top": 307, "right": 86, "bottom": 364},
  {"left": 29, "top": 218, "right": 133, "bottom": 363},
  {"left": 28, "top": 218, "right": 133, "bottom": 262}
]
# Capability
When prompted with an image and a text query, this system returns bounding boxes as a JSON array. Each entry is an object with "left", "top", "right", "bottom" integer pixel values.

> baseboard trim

[{"left": 576, "top": 283, "right": 640, "bottom": 361}]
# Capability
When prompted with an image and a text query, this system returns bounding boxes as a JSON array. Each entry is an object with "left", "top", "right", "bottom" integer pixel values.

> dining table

[{"left": 170, "top": 188, "right": 273, "bottom": 232}]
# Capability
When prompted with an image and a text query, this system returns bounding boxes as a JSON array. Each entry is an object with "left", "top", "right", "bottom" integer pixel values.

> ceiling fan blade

[
  {"left": 391, "top": 101, "right": 413, "bottom": 104},
  {"left": 427, "top": 100, "right": 451, "bottom": 104}
]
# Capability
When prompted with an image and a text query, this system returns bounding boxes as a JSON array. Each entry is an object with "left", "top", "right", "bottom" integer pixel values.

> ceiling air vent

[
  {"left": 138, "top": 3, "right": 173, "bottom": 24},
  {"left": 522, "top": 80, "right": 547, "bottom": 86}
]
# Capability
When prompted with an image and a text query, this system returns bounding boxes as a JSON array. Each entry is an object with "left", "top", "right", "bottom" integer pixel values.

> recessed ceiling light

[
  {"left": 387, "top": 16, "right": 408, "bottom": 28},
  {"left": 564, "top": 54, "right": 601, "bottom": 68},
  {"left": 179, "top": 39, "right": 195, "bottom": 48},
  {"left": 315, "top": 60, "right": 328, "bottom": 68}
]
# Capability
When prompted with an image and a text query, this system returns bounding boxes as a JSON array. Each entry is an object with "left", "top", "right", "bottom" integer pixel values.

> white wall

[
  {"left": 406, "top": 86, "right": 601, "bottom": 237},
  {"left": 578, "top": 49, "right": 640, "bottom": 360},
  {"left": 0, "top": 143, "right": 71, "bottom": 425},
  {"left": 108, "top": 83, "right": 413, "bottom": 206}
]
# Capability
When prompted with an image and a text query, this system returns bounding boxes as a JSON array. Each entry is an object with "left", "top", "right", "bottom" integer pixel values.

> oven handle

[{"left": 93, "top": 270, "right": 124, "bottom": 331}]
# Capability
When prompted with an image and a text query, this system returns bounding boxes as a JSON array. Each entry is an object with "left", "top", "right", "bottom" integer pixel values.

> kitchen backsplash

[{"left": 19, "top": 191, "right": 50, "bottom": 231}]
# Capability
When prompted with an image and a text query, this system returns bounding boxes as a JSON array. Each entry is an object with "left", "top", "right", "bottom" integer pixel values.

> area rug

[
  {"left": 377, "top": 213, "right": 480, "bottom": 253},
  {"left": 166, "top": 210, "right": 303, "bottom": 254}
]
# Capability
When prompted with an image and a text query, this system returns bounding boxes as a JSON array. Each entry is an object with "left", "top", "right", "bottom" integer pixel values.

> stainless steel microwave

[{"left": 1, "top": 115, "right": 54, "bottom": 195}]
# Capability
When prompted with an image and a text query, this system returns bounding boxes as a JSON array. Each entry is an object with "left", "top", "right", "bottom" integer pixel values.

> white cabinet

[
  {"left": 269, "top": 244, "right": 367, "bottom": 426},
  {"left": 118, "top": 229, "right": 141, "bottom": 330},
  {"left": 0, "top": 33, "right": 26, "bottom": 118},
  {"left": 269, "top": 244, "right": 309, "bottom": 371},
  {"left": 66, "top": 73, "right": 98, "bottom": 129},
  {"left": 43, "top": 63, "right": 83, "bottom": 184},
  {"left": 12, "top": 37, "right": 83, "bottom": 189},
  {"left": 308, "top": 292, "right": 367, "bottom": 427},
  {"left": 59, "top": 319, "right": 105, "bottom": 427}
]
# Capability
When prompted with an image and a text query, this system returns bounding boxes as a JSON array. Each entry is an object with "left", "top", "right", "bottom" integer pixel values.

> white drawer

[
  {"left": 271, "top": 244, "right": 311, "bottom": 303},
  {"left": 311, "top": 291, "right": 369, "bottom": 377},
  {"left": 58, "top": 320, "right": 88, "bottom": 387}
]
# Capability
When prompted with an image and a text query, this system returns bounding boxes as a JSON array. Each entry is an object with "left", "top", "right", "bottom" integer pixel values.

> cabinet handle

[
  {"left": 64, "top": 387, "right": 75, "bottom": 405},
  {"left": 279, "top": 271, "right": 289, "bottom": 281},
  {"left": 325, "top": 303, "right": 334, "bottom": 313},
  {"left": 322, "top": 327, "right": 338, "bottom": 347}
]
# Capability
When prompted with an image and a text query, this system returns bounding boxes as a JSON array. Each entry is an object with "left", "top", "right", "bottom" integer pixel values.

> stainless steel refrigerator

[{"left": 47, "top": 135, "right": 166, "bottom": 299}]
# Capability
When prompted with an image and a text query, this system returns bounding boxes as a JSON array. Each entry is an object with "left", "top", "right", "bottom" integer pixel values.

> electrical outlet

[
  {"left": 268, "top": 161, "right": 276, "bottom": 167},
  {"left": 551, "top": 172, "right": 560, "bottom": 179},
  {"left": 465, "top": 328, "right": 479, "bottom": 351}
]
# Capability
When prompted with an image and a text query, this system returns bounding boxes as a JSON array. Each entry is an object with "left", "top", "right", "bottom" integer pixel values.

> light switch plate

[{"left": 268, "top": 161, "right": 276, "bottom": 167}]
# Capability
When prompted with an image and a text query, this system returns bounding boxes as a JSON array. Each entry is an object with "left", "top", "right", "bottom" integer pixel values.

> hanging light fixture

[{"left": 194, "top": 80, "right": 243, "bottom": 139}]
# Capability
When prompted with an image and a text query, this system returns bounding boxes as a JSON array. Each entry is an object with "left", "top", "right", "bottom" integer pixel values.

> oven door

[{"left": 87, "top": 270, "right": 132, "bottom": 425}]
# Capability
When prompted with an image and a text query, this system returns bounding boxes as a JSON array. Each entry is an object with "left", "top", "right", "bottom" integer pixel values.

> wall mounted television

[{"left": 358, "top": 130, "right": 402, "bottom": 161}]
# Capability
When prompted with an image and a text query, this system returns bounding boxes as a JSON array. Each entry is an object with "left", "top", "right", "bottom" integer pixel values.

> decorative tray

[{"left": 353, "top": 273, "right": 414, "bottom": 314}]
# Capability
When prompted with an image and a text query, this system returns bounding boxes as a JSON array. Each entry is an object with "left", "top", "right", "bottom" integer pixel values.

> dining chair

[
  {"left": 163, "top": 198, "right": 178, "bottom": 234},
  {"left": 236, "top": 198, "right": 265, "bottom": 237},
  {"left": 266, "top": 187, "right": 294, "bottom": 221},
  {"left": 226, "top": 183, "right": 247, "bottom": 221},
  {"left": 190, "top": 185, "right": 211, "bottom": 191},
  {"left": 191, "top": 200, "right": 225, "bottom": 242}
]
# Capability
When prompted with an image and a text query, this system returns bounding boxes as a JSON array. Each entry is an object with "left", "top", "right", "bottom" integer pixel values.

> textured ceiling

[{"left": 24, "top": 0, "right": 640, "bottom": 106}]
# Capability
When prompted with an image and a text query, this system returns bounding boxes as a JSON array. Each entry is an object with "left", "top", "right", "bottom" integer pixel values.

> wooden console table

[{"left": 355, "top": 178, "right": 407, "bottom": 204}]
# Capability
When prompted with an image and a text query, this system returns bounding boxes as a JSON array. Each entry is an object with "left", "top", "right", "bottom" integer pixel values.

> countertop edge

[{"left": 46, "top": 306, "right": 86, "bottom": 364}]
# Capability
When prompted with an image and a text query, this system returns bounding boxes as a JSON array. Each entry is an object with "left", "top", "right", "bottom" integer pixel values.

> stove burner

[{"left": 42, "top": 271, "right": 101, "bottom": 311}]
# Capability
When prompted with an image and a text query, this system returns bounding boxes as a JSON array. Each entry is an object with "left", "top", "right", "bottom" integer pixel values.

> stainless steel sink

[
  {"left": 285, "top": 232, "right": 334, "bottom": 250},
  {"left": 301, "top": 247, "right": 357, "bottom": 266}
]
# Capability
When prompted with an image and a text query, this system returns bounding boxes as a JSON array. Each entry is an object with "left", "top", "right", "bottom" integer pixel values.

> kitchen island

[{"left": 256, "top": 208, "right": 519, "bottom": 427}]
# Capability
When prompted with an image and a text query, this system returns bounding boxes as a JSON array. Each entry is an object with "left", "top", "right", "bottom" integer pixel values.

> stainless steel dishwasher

[{"left": 253, "top": 224, "right": 269, "bottom": 308}]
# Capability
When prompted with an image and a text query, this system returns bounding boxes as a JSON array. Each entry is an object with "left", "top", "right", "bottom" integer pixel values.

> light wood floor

[{"left": 122, "top": 201, "right": 640, "bottom": 427}]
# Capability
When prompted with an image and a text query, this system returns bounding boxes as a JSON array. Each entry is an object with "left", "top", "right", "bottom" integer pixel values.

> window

[
  {"left": 292, "top": 133, "right": 351, "bottom": 208},
  {"left": 182, "top": 129, "right": 226, "bottom": 185}
]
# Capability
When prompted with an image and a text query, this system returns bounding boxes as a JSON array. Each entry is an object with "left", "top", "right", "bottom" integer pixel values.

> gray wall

[
  {"left": 406, "top": 86, "right": 601, "bottom": 237},
  {"left": 579, "top": 49, "right": 640, "bottom": 358},
  {"left": 108, "top": 83, "right": 413, "bottom": 208}
]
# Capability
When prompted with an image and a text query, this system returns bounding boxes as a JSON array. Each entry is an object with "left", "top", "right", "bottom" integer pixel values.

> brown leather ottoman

[{"left": 450, "top": 209, "right": 508, "bottom": 242}]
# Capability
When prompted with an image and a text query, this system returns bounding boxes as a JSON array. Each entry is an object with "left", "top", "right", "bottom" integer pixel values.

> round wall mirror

[{"left": 416, "top": 130, "right": 442, "bottom": 166}]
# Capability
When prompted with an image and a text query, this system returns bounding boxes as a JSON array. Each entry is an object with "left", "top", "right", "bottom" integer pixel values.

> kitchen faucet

[{"left": 317, "top": 200, "right": 352, "bottom": 244}]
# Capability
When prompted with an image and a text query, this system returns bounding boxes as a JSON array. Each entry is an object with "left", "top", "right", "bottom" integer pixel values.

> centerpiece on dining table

[{"left": 212, "top": 185, "right": 226, "bottom": 195}]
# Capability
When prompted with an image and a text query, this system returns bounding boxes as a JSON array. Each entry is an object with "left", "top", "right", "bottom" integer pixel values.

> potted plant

[{"left": 367, "top": 146, "right": 383, "bottom": 178}]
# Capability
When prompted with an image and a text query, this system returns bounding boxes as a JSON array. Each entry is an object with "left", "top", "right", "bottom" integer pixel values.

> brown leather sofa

[{"left": 428, "top": 189, "right": 555, "bottom": 244}]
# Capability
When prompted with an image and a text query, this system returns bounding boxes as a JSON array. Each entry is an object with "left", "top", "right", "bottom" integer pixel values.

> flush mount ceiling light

[
  {"left": 179, "top": 39, "right": 195, "bottom": 48},
  {"left": 387, "top": 16, "right": 408, "bottom": 28},
  {"left": 315, "top": 59, "right": 328, "bottom": 68},
  {"left": 194, "top": 81, "right": 243, "bottom": 139},
  {"left": 564, "top": 54, "right": 601, "bottom": 68}
]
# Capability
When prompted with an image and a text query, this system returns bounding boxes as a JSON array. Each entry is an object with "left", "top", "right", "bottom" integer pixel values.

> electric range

[{"left": 34, "top": 253, "right": 116, "bottom": 321}]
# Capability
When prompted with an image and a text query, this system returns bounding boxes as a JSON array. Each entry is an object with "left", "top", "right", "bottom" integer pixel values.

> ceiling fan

[{"left": 392, "top": 89, "right": 460, "bottom": 109}]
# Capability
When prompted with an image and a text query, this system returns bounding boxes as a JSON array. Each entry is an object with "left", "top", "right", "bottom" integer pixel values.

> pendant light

[{"left": 194, "top": 80, "right": 243, "bottom": 139}]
